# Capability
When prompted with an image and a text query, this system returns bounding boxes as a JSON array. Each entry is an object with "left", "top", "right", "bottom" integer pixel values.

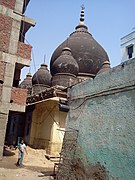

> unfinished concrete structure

[{"left": 0, "top": 0, "right": 35, "bottom": 159}]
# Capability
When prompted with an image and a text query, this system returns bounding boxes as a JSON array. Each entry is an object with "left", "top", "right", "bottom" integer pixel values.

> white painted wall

[{"left": 121, "top": 30, "right": 135, "bottom": 62}]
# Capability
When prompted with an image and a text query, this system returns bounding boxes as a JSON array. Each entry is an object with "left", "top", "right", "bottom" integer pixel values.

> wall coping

[{"left": 69, "top": 58, "right": 135, "bottom": 100}]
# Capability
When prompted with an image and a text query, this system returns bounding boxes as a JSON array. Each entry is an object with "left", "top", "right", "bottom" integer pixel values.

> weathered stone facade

[
  {"left": 58, "top": 58, "right": 135, "bottom": 179},
  {"left": 29, "top": 97, "right": 67, "bottom": 156}
]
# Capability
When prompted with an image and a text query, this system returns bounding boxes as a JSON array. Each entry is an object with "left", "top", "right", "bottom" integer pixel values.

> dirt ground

[{"left": 0, "top": 146, "right": 57, "bottom": 180}]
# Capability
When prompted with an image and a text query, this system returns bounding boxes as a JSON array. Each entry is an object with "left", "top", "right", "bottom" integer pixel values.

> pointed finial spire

[
  {"left": 80, "top": 4, "right": 85, "bottom": 24},
  {"left": 75, "top": 4, "right": 88, "bottom": 31},
  {"left": 27, "top": 67, "right": 32, "bottom": 77}
]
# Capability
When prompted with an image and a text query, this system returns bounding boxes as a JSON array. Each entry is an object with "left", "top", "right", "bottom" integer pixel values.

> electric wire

[
  {"left": 20, "top": 32, "right": 43, "bottom": 96},
  {"left": 70, "top": 80, "right": 135, "bottom": 110}
]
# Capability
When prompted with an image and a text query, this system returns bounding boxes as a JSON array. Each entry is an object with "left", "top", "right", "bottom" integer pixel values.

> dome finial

[
  {"left": 81, "top": 4, "right": 85, "bottom": 10},
  {"left": 80, "top": 4, "right": 85, "bottom": 24}
]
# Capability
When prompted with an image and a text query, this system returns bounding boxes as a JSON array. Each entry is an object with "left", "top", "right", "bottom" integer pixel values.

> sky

[{"left": 21, "top": 0, "right": 135, "bottom": 81}]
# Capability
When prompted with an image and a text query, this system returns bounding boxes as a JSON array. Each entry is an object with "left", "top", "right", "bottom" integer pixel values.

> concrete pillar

[{"left": 0, "top": 113, "right": 8, "bottom": 160}]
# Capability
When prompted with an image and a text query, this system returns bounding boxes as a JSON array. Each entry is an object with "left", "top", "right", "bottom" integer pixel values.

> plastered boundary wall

[{"left": 66, "top": 59, "right": 135, "bottom": 179}]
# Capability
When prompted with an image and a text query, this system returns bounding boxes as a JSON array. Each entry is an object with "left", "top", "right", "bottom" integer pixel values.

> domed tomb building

[
  {"left": 51, "top": 47, "right": 79, "bottom": 87},
  {"left": 32, "top": 64, "right": 52, "bottom": 94},
  {"left": 19, "top": 73, "right": 32, "bottom": 95},
  {"left": 50, "top": 6, "right": 110, "bottom": 85}
]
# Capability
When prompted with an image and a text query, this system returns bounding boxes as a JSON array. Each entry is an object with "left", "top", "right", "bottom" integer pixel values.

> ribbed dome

[
  {"left": 50, "top": 7, "right": 109, "bottom": 76},
  {"left": 32, "top": 64, "right": 52, "bottom": 86},
  {"left": 51, "top": 47, "right": 79, "bottom": 75},
  {"left": 20, "top": 73, "right": 32, "bottom": 89}
]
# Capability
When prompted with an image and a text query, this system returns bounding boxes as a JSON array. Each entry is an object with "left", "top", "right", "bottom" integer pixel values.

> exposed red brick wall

[
  {"left": 0, "top": 61, "right": 6, "bottom": 82},
  {"left": 0, "top": 14, "right": 12, "bottom": 53},
  {"left": 17, "top": 42, "right": 32, "bottom": 60},
  {"left": 11, "top": 87, "right": 27, "bottom": 105},
  {"left": 0, "top": 0, "right": 16, "bottom": 10}
]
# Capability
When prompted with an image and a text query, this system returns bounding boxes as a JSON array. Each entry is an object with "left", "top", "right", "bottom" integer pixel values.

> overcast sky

[{"left": 21, "top": 0, "right": 135, "bottom": 81}]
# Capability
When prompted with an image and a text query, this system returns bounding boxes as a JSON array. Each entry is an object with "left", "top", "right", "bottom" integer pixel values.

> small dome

[
  {"left": 32, "top": 64, "right": 52, "bottom": 86},
  {"left": 50, "top": 7, "right": 109, "bottom": 76},
  {"left": 97, "top": 61, "right": 111, "bottom": 74},
  {"left": 19, "top": 73, "right": 32, "bottom": 89},
  {"left": 51, "top": 47, "right": 79, "bottom": 76}
]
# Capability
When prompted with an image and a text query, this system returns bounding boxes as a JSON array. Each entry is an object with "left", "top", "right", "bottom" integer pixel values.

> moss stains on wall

[{"left": 65, "top": 59, "right": 135, "bottom": 180}]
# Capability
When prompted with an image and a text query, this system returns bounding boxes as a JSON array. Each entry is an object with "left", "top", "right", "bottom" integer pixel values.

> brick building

[{"left": 0, "top": 0, "right": 35, "bottom": 159}]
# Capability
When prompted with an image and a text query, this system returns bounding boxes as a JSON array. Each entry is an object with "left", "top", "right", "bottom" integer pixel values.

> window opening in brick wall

[{"left": 13, "top": 64, "right": 21, "bottom": 87}]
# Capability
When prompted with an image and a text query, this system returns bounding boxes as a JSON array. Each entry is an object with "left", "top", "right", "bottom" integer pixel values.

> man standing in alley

[{"left": 17, "top": 139, "right": 28, "bottom": 167}]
